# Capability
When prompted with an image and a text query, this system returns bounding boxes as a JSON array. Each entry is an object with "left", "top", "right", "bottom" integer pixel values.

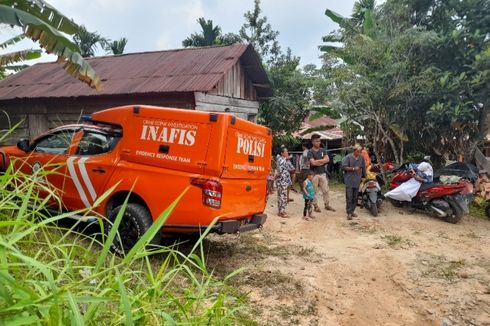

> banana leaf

[
  {"left": 0, "top": 4, "right": 101, "bottom": 90},
  {"left": 1, "top": 0, "right": 78, "bottom": 35}
]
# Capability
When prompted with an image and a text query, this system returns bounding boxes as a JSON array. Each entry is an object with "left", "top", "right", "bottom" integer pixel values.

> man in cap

[{"left": 341, "top": 144, "right": 366, "bottom": 220}]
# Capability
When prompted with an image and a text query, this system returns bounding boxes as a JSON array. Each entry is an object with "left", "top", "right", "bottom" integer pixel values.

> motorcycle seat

[{"left": 419, "top": 182, "right": 439, "bottom": 192}]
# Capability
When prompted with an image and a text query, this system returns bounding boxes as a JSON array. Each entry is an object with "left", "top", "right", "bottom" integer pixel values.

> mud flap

[{"left": 367, "top": 190, "right": 378, "bottom": 207}]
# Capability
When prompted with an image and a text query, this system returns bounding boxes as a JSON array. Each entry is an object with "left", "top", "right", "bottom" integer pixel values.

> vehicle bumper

[
  {"left": 161, "top": 213, "right": 267, "bottom": 234},
  {"left": 217, "top": 214, "right": 267, "bottom": 234}
]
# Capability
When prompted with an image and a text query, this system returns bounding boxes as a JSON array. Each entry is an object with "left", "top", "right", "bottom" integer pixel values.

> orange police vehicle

[{"left": 0, "top": 105, "right": 271, "bottom": 252}]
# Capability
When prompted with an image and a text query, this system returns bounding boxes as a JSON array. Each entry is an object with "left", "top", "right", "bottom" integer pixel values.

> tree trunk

[
  {"left": 480, "top": 102, "right": 490, "bottom": 138},
  {"left": 374, "top": 114, "right": 400, "bottom": 165},
  {"left": 465, "top": 102, "right": 489, "bottom": 162}
]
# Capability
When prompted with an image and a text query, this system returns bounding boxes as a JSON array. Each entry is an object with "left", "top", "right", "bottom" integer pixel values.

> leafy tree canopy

[
  {"left": 321, "top": 0, "right": 490, "bottom": 165},
  {"left": 239, "top": 0, "right": 281, "bottom": 65}
]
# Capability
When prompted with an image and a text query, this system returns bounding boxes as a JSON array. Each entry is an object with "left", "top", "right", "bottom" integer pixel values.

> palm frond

[
  {"left": 322, "top": 33, "right": 343, "bottom": 43},
  {"left": 324, "top": 9, "right": 350, "bottom": 28},
  {"left": 106, "top": 37, "right": 127, "bottom": 55}
]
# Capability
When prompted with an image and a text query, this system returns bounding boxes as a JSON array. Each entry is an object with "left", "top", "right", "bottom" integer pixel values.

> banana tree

[
  {"left": 0, "top": 0, "right": 101, "bottom": 90},
  {"left": 0, "top": 34, "right": 41, "bottom": 77}
]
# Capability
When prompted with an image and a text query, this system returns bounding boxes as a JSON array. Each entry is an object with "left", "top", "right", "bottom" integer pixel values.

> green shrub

[{"left": 0, "top": 161, "right": 249, "bottom": 324}]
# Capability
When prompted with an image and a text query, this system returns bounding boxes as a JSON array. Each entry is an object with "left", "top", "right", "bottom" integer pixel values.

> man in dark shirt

[
  {"left": 341, "top": 144, "right": 366, "bottom": 220},
  {"left": 307, "top": 134, "right": 336, "bottom": 213}
]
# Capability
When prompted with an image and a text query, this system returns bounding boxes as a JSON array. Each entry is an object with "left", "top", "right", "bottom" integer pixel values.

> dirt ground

[{"left": 204, "top": 184, "right": 490, "bottom": 326}]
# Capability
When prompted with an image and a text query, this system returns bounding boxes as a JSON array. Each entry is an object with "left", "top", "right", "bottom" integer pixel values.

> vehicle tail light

[{"left": 191, "top": 178, "right": 223, "bottom": 208}]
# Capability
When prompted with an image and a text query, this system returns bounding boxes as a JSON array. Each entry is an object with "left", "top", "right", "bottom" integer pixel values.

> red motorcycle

[{"left": 389, "top": 167, "right": 473, "bottom": 223}]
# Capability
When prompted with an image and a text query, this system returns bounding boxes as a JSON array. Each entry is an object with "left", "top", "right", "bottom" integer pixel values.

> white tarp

[{"left": 385, "top": 178, "right": 422, "bottom": 202}]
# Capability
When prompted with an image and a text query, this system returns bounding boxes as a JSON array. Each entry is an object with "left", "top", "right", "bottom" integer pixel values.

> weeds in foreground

[{"left": 0, "top": 162, "right": 249, "bottom": 324}]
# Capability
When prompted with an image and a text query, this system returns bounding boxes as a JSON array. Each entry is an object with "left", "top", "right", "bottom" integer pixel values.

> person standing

[
  {"left": 308, "top": 134, "right": 336, "bottom": 213},
  {"left": 361, "top": 144, "right": 372, "bottom": 169},
  {"left": 276, "top": 147, "right": 292, "bottom": 218},
  {"left": 296, "top": 141, "right": 310, "bottom": 190},
  {"left": 302, "top": 170, "right": 316, "bottom": 220},
  {"left": 341, "top": 144, "right": 366, "bottom": 220}
]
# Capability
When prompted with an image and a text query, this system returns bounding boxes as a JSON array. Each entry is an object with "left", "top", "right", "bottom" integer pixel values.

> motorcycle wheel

[
  {"left": 369, "top": 200, "right": 378, "bottom": 217},
  {"left": 445, "top": 201, "right": 464, "bottom": 224},
  {"left": 485, "top": 204, "right": 490, "bottom": 219}
]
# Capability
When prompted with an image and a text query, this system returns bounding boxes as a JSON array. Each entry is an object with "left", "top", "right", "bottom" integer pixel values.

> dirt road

[{"left": 205, "top": 185, "right": 490, "bottom": 325}]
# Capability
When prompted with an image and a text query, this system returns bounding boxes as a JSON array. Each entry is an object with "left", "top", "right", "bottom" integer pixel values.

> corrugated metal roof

[
  {"left": 0, "top": 43, "right": 272, "bottom": 100},
  {"left": 305, "top": 116, "right": 337, "bottom": 127},
  {"left": 294, "top": 115, "right": 343, "bottom": 140}
]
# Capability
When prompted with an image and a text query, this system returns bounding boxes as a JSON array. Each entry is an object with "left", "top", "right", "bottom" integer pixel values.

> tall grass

[{"left": 0, "top": 159, "right": 249, "bottom": 324}]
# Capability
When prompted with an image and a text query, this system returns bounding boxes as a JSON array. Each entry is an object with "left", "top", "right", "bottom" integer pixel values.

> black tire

[
  {"left": 105, "top": 203, "right": 161, "bottom": 255},
  {"left": 445, "top": 200, "right": 464, "bottom": 224},
  {"left": 369, "top": 200, "right": 378, "bottom": 217},
  {"left": 485, "top": 204, "right": 490, "bottom": 219},
  {"left": 390, "top": 198, "right": 404, "bottom": 208}
]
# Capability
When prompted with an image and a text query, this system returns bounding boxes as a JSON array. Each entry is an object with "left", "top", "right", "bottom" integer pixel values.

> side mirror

[{"left": 17, "top": 138, "right": 31, "bottom": 152}]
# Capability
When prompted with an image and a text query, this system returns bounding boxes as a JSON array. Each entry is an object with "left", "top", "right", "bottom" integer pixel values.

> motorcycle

[
  {"left": 359, "top": 165, "right": 384, "bottom": 217},
  {"left": 389, "top": 167, "right": 473, "bottom": 223}
]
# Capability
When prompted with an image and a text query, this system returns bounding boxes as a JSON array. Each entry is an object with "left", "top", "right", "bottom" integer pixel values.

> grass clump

[
  {"left": 0, "top": 162, "right": 250, "bottom": 324},
  {"left": 469, "top": 201, "right": 487, "bottom": 219},
  {"left": 419, "top": 253, "right": 466, "bottom": 281},
  {"left": 380, "top": 234, "right": 415, "bottom": 249}
]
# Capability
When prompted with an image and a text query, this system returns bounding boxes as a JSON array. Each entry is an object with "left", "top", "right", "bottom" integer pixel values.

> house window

[{"left": 247, "top": 114, "right": 257, "bottom": 122}]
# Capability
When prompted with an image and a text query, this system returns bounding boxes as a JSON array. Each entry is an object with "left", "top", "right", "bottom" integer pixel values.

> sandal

[
  {"left": 302, "top": 216, "right": 311, "bottom": 221},
  {"left": 278, "top": 212, "right": 290, "bottom": 218}
]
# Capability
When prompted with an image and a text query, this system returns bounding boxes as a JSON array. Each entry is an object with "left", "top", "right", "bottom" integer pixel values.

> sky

[{"left": 4, "top": 0, "right": 357, "bottom": 67}]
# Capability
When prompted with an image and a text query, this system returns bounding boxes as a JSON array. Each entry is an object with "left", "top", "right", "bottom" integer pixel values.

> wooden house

[{"left": 0, "top": 44, "right": 272, "bottom": 144}]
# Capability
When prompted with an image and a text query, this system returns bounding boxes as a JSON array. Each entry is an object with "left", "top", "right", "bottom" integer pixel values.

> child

[
  {"left": 267, "top": 168, "right": 275, "bottom": 196},
  {"left": 302, "top": 170, "right": 316, "bottom": 220}
]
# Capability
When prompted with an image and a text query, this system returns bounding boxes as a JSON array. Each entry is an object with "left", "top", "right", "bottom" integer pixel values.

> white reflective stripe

[
  {"left": 67, "top": 157, "right": 91, "bottom": 208},
  {"left": 78, "top": 157, "right": 97, "bottom": 201}
]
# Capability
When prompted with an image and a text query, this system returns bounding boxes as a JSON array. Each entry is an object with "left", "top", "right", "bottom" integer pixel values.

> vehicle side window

[
  {"left": 33, "top": 130, "right": 75, "bottom": 154},
  {"left": 76, "top": 131, "right": 119, "bottom": 156}
]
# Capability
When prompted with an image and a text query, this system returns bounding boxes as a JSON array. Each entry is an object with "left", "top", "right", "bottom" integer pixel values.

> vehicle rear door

[{"left": 221, "top": 119, "right": 271, "bottom": 180}]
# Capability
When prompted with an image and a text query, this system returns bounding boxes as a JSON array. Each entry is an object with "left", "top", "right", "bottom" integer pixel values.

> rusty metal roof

[{"left": 0, "top": 43, "right": 272, "bottom": 100}]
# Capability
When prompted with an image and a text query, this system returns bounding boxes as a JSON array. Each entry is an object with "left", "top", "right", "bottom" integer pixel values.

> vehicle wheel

[
  {"left": 390, "top": 199, "right": 404, "bottom": 208},
  {"left": 105, "top": 203, "right": 161, "bottom": 255},
  {"left": 485, "top": 204, "right": 490, "bottom": 219},
  {"left": 369, "top": 200, "right": 378, "bottom": 217},
  {"left": 445, "top": 201, "right": 464, "bottom": 224}
]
